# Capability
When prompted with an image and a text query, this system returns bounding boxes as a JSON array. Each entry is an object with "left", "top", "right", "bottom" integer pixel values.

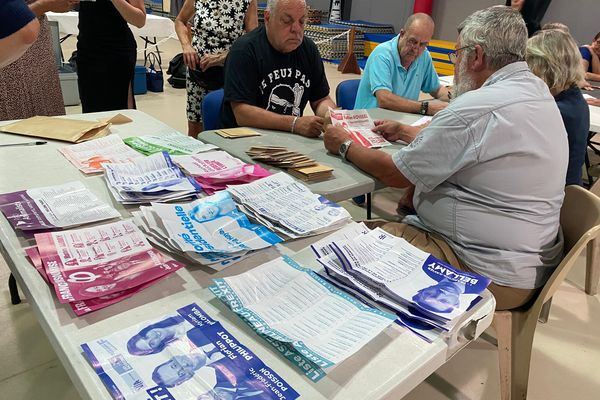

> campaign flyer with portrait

[
  {"left": 329, "top": 109, "right": 391, "bottom": 148},
  {"left": 81, "top": 303, "right": 300, "bottom": 400}
]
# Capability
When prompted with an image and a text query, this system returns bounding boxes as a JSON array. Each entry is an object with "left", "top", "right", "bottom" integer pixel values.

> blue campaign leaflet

[{"left": 81, "top": 303, "right": 299, "bottom": 400}]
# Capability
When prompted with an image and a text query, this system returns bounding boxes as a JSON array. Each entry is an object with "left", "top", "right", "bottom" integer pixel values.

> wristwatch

[
  {"left": 420, "top": 101, "right": 429, "bottom": 115},
  {"left": 339, "top": 140, "right": 353, "bottom": 161}
]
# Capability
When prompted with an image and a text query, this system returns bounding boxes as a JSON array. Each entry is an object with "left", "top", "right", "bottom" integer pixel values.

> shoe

[{"left": 352, "top": 195, "right": 366, "bottom": 206}]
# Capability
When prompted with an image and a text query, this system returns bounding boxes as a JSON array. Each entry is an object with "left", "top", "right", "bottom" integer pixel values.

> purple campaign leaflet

[
  {"left": 34, "top": 221, "right": 185, "bottom": 303},
  {"left": 0, "top": 190, "right": 54, "bottom": 230}
]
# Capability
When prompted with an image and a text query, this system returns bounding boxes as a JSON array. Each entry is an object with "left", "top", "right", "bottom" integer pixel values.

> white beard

[{"left": 453, "top": 54, "right": 478, "bottom": 98}]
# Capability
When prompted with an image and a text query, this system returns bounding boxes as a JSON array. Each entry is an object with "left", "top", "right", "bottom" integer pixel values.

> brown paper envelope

[
  {"left": 0, "top": 116, "right": 110, "bottom": 143},
  {"left": 293, "top": 164, "right": 334, "bottom": 174},
  {"left": 101, "top": 113, "right": 133, "bottom": 125},
  {"left": 218, "top": 127, "right": 261, "bottom": 137}
]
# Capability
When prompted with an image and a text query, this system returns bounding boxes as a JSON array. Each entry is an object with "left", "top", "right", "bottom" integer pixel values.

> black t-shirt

[{"left": 220, "top": 25, "right": 330, "bottom": 128}]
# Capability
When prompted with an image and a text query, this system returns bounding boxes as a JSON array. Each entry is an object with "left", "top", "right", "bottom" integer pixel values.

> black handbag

[
  {"left": 188, "top": 65, "right": 224, "bottom": 91},
  {"left": 145, "top": 52, "right": 164, "bottom": 93},
  {"left": 167, "top": 53, "right": 187, "bottom": 89}
]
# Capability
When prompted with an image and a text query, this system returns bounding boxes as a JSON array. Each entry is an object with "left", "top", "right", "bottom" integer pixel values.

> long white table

[
  {"left": 200, "top": 108, "right": 422, "bottom": 204},
  {"left": 0, "top": 110, "right": 495, "bottom": 400}
]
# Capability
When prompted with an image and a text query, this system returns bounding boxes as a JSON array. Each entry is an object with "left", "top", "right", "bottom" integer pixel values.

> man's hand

[
  {"left": 427, "top": 100, "right": 447, "bottom": 116},
  {"left": 294, "top": 116, "right": 324, "bottom": 138},
  {"left": 372, "top": 120, "right": 425, "bottom": 143},
  {"left": 199, "top": 52, "right": 225, "bottom": 71},
  {"left": 182, "top": 44, "right": 200, "bottom": 70},
  {"left": 323, "top": 125, "right": 352, "bottom": 155}
]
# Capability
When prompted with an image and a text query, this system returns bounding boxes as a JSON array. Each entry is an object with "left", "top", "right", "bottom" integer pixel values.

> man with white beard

[{"left": 322, "top": 5, "right": 568, "bottom": 310}]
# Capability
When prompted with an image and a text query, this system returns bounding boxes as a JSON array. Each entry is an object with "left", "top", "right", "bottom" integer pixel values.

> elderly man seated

[
  {"left": 354, "top": 13, "right": 449, "bottom": 116},
  {"left": 324, "top": 6, "right": 568, "bottom": 310},
  {"left": 219, "top": 0, "right": 336, "bottom": 138}
]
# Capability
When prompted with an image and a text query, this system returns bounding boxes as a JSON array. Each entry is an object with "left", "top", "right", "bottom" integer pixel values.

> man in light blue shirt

[{"left": 354, "top": 13, "right": 449, "bottom": 116}]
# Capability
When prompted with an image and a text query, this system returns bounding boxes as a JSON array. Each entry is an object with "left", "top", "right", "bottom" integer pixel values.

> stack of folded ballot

[
  {"left": 211, "top": 256, "right": 395, "bottom": 381},
  {"left": 26, "top": 220, "right": 184, "bottom": 316},
  {"left": 132, "top": 191, "right": 282, "bottom": 271},
  {"left": 227, "top": 172, "right": 351, "bottom": 238},
  {"left": 103, "top": 152, "right": 203, "bottom": 204},
  {"left": 246, "top": 146, "right": 334, "bottom": 181},
  {"left": 311, "top": 225, "right": 492, "bottom": 341},
  {"left": 173, "top": 150, "right": 271, "bottom": 195}
]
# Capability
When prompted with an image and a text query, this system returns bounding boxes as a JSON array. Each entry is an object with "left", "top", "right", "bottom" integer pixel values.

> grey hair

[
  {"left": 403, "top": 12, "right": 434, "bottom": 32},
  {"left": 526, "top": 29, "right": 584, "bottom": 94},
  {"left": 266, "top": 0, "right": 306, "bottom": 12},
  {"left": 541, "top": 22, "right": 570, "bottom": 33},
  {"left": 457, "top": 6, "right": 527, "bottom": 70}
]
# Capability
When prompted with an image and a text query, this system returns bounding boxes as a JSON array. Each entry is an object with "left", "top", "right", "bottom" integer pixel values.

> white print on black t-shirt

[
  {"left": 268, "top": 83, "right": 304, "bottom": 116},
  {"left": 260, "top": 68, "right": 311, "bottom": 116}
]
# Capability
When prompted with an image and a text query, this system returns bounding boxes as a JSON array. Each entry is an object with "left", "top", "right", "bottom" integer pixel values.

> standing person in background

[
  {"left": 77, "top": 0, "right": 146, "bottom": 113},
  {"left": 526, "top": 29, "right": 589, "bottom": 186},
  {"left": 0, "top": 0, "right": 39, "bottom": 69},
  {"left": 0, "top": 0, "right": 79, "bottom": 120},
  {"left": 506, "top": 0, "right": 551, "bottom": 37},
  {"left": 175, "top": 0, "right": 258, "bottom": 137}
]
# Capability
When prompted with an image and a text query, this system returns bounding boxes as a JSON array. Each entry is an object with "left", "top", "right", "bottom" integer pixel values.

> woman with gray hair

[{"left": 526, "top": 29, "right": 590, "bottom": 186}]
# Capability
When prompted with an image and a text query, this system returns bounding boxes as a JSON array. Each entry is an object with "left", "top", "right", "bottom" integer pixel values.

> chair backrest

[
  {"left": 537, "top": 185, "right": 600, "bottom": 307},
  {"left": 201, "top": 89, "right": 224, "bottom": 131},
  {"left": 335, "top": 79, "right": 361, "bottom": 110}
]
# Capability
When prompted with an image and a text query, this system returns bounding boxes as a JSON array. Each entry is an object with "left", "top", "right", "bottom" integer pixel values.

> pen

[{"left": 0, "top": 141, "right": 48, "bottom": 147}]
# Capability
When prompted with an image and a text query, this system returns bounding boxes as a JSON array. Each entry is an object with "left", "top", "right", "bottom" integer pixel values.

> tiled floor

[{"left": 1, "top": 35, "right": 599, "bottom": 400}]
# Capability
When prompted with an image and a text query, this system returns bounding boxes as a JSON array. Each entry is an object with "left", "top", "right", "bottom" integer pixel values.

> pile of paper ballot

[
  {"left": 103, "top": 152, "right": 203, "bottom": 204},
  {"left": 132, "top": 191, "right": 283, "bottom": 270},
  {"left": 173, "top": 150, "right": 271, "bottom": 195},
  {"left": 211, "top": 256, "right": 396, "bottom": 381},
  {"left": 123, "top": 132, "right": 217, "bottom": 156},
  {"left": 26, "top": 220, "right": 184, "bottom": 316},
  {"left": 311, "top": 224, "right": 492, "bottom": 341},
  {"left": 227, "top": 172, "right": 351, "bottom": 238}
]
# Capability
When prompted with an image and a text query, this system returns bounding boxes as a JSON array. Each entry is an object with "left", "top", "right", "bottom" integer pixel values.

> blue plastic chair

[
  {"left": 201, "top": 89, "right": 224, "bottom": 131},
  {"left": 335, "top": 79, "right": 361, "bottom": 110}
]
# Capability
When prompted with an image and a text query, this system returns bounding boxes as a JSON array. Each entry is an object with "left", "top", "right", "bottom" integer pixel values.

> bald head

[
  {"left": 266, "top": 0, "right": 306, "bottom": 12},
  {"left": 403, "top": 13, "right": 435, "bottom": 32}
]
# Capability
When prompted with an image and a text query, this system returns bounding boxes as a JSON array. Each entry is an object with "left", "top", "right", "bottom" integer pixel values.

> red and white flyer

[
  {"left": 330, "top": 108, "right": 391, "bottom": 148},
  {"left": 34, "top": 220, "right": 184, "bottom": 304}
]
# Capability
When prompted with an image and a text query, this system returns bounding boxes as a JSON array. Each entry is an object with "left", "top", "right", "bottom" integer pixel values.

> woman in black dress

[{"left": 77, "top": 0, "right": 145, "bottom": 113}]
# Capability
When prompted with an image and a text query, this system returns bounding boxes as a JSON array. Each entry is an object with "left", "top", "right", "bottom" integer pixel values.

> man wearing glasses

[
  {"left": 324, "top": 6, "right": 568, "bottom": 311},
  {"left": 354, "top": 13, "right": 450, "bottom": 116}
]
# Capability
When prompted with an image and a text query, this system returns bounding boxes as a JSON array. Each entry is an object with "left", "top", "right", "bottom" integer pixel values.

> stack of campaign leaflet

[
  {"left": 103, "top": 152, "right": 203, "bottom": 204},
  {"left": 81, "top": 303, "right": 299, "bottom": 400},
  {"left": 227, "top": 172, "right": 351, "bottom": 238},
  {"left": 311, "top": 225, "right": 492, "bottom": 341},
  {"left": 131, "top": 191, "right": 282, "bottom": 271},
  {"left": 0, "top": 181, "right": 120, "bottom": 232},
  {"left": 123, "top": 132, "right": 218, "bottom": 156},
  {"left": 330, "top": 108, "right": 391, "bottom": 148},
  {"left": 59, "top": 134, "right": 144, "bottom": 174},
  {"left": 26, "top": 220, "right": 184, "bottom": 316},
  {"left": 173, "top": 151, "right": 271, "bottom": 195},
  {"left": 210, "top": 256, "right": 396, "bottom": 381}
]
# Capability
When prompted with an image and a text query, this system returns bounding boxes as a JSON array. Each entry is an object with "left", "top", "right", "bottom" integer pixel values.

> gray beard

[{"left": 453, "top": 56, "right": 478, "bottom": 98}]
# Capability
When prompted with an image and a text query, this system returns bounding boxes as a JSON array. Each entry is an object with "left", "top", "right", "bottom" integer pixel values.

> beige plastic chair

[
  {"left": 587, "top": 180, "right": 600, "bottom": 295},
  {"left": 492, "top": 185, "right": 600, "bottom": 400}
]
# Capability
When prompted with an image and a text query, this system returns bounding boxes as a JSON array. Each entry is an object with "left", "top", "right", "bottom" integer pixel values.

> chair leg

[
  {"left": 366, "top": 192, "right": 372, "bottom": 220},
  {"left": 8, "top": 273, "right": 21, "bottom": 305},
  {"left": 493, "top": 311, "right": 536, "bottom": 400},
  {"left": 585, "top": 238, "right": 600, "bottom": 296},
  {"left": 538, "top": 298, "right": 552, "bottom": 323}
]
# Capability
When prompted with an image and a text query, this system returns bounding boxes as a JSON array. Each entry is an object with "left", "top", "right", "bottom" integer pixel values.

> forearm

[
  {"left": 0, "top": 18, "right": 40, "bottom": 69},
  {"left": 244, "top": 0, "right": 258, "bottom": 32},
  {"left": 232, "top": 103, "right": 295, "bottom": 132},
  {"left": 376, "top": 90, "right": 422, "bottom": 114},
  {"left": 175, "top": 20, "right": 193, "bottom": 47},
  {"left": 432, "top": 85, "right": 450, "bottom": 102},
  {"left": 29, "top": 0, "right": 52, "bottom": 16},
  {"left": 346, "top": 144, "right": 411, "bottom": 188},
  {"left": 312, "top": 96, "right": 336, "bottom": 118},
  {"left": 586, "top": 71, "right": 600, "bottom": 82},
  {"left": 111, "top": 0, "right": 146, "bottom": 28}
]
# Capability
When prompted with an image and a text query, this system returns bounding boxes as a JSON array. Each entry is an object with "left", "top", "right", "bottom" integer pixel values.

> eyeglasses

[{"left": 448, "top": 45, "right": 473, "bottom": 64}]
